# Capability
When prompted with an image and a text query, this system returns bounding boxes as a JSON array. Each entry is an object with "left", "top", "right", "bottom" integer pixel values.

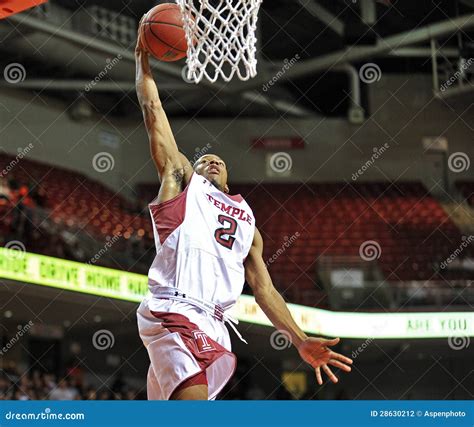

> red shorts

[{"left": 137, "top": 300, "right": 236, "bottom": 400}]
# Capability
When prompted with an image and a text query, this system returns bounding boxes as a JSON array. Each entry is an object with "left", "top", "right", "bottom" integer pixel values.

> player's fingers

[
  {"left": 328, "top": 359, "right": 352, "bottom": 372},
  {"left": 322, "top": 364, "right": 338, "bottom": 383},
  {"left": 322, "top": 337, "right": 340, "bottom": 347},
  {"left": 331, "top": 351, "right": 353, "bottom": 365},
  {"left": 315, "top": 367, "right": 323, "bottom": 385}
]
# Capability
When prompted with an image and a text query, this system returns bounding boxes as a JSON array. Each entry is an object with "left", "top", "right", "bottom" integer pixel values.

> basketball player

[{"left": 135, "top": 30, "right": 353, "bottom": 401}]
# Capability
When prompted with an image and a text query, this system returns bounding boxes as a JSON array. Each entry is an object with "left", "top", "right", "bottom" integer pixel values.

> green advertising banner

[{"left": 0, "top": 248, "right": 472, "bottom": 339}]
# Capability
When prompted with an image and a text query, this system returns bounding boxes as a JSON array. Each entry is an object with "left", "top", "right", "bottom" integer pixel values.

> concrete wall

[{"left": 1, "top": 74, "right": 473, "bottom": 199}]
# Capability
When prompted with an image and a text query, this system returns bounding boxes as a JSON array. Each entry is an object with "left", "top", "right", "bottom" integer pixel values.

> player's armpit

[
  {"left": 154, "top": 152, "right": 192, "bottom": 203},
  {"left": 155, "top": 164, "right": 186, "bottom": 204}
]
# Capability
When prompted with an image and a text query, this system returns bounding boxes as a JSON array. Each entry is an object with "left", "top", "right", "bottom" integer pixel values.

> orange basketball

[{"left": 141, "top": 4, "right": 189, "bottom": 62}]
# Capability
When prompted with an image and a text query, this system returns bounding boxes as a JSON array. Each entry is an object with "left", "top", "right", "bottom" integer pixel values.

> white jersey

[{"left": 147, "top": 173, "right": 255, "bottom": 313}]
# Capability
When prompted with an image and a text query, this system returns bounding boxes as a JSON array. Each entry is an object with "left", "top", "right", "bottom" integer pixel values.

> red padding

[{"left": 0, "top": 0, "right": 48, "bottom": 20}]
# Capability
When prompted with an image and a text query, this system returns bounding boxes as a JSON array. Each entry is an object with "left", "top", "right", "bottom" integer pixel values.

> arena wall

[{"left": 1, "top": 74, "right": 472, "bottom": 198}]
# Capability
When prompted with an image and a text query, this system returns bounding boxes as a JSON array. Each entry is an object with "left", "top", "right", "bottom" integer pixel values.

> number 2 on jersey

[{"left": 214, "top": 214, "right": 237, "bottom": 249}]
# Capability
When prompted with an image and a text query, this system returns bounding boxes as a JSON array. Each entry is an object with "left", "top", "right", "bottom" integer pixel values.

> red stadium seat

[{"left": 1, "top": 153, "right": 471, "bottom": 307}]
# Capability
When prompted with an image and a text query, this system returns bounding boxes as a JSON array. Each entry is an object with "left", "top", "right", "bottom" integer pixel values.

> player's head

[{"left": 193, "top": 154, "right": 229, "bottom": 193}]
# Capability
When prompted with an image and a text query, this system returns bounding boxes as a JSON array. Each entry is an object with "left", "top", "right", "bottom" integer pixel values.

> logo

[
  {"left": 448, "top": 335, "right": 470, "bottom": 351},
  {"left": 448, "top": 152, "right": 470, "bottom": 173},
  {"left": 269, "top": 152, "right": 292, "bottom": 173},
  {"left": 92, "top": 152, "right": 115, "bottom": 173},
  {"left": 193, "top": 330, "right": 215, "bottom": 353},
  {"left": 359, "top": 240, "right": 382, "bottom": 261},
  {"left": 92, "top": 329, "right": 115, "bottom": 350},
  {"left": 4, "top": 63, "right": 26, "bottom": 84},
  {"left": 4, "top": 240, "right": 26, "bottom": 259},
  {"left": 270, "top": 330, "right": 292, "bottom": 350},
  {"left": 359, "top": 63, "right": 382, "bottom": 84}
]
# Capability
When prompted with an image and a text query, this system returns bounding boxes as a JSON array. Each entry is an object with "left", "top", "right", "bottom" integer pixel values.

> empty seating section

[
  {"left": 231, "top": 182, "right": 467, "bottom": 286},
  {"left": 0, "top": 154, "right": 153, "bottom": 242},
  {"left": 1, "top": 154, "right": 471, "bottom": 307}
]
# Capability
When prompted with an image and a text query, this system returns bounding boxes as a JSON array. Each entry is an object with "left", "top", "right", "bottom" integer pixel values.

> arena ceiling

[{"left": 0, "top": 0, "right": 473, "bottom": 119}]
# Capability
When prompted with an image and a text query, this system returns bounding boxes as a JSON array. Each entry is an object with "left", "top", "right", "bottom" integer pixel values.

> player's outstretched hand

[{"left": 297, "top": 337, "right": 353, "bottom": 385}]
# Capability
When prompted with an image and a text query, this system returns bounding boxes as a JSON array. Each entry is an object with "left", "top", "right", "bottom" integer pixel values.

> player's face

[{"left": 194, "top": 155, "right": 228, "bottom": 192}]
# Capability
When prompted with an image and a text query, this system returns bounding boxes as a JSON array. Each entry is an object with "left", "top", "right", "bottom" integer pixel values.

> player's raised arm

[
  {"left": 135, "top": 23, "right": 192, "bottom": 202},
  {"left": 244, "top": 228, "right": 353, "bottom": 385}
]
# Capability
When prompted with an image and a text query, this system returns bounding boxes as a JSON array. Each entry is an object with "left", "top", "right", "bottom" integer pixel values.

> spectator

[
  {"left": 98, "top": 390, "right": 111, "bottom": 400},
  {"left": 30, "top": 184, "right": 47, "bottom": 208},
  {"left": 0, "top": 177, "right": 11, "bottom": 203},
  {"left": 49, "top": 379, "right": 78, "bottom": 400},
  {"left": 85, "top": 388, "right": 98, "bottom": 400}
]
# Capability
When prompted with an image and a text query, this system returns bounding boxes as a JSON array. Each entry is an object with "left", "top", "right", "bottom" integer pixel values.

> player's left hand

[{"left": 297, "top": 337, "right": 353, "bottom": 385}]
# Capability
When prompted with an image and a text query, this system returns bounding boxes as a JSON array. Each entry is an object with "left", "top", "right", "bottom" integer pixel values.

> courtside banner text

[{"left": 1, "top": 248, "right": 473, "bottom": 339}]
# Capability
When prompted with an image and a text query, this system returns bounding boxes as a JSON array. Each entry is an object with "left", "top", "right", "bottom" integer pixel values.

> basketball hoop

[{"left": 176, "top": 0, "right": 263, "bottom": 83}]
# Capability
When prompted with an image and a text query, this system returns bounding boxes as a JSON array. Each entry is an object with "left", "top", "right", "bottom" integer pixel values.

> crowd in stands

[
  {"left": 0, "top": 365, "right": 144, "bottom": 401},
  {"left": 0, "top": 364, "right": 314, "bottom": 400},
  {"left": 0, "top": 174, "right": 86, "bottom": 263},
  {"left": 0, "top": 175, "right": 45, "bottom": 239}
]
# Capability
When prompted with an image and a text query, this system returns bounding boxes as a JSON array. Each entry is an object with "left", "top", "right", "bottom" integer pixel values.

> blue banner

[{"left": 0, "top": 401, "right": 472, "bottom": 426}]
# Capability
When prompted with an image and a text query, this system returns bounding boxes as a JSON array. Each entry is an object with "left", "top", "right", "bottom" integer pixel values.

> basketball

[{"left": 141, "top": 4, "right": 188, "bottom": 62}]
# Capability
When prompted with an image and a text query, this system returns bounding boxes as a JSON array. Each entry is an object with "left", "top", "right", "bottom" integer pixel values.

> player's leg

[
  {"left": 170, "top": 370, "right": 208, "bottom": 400},
  {"left": 170, "top": 384, "right": 208, "bottom": 400}
]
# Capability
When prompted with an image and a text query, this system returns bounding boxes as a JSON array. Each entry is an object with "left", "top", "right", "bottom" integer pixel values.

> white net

[{"left": 176, "top": 0, "right": 263, "bottom": 83}]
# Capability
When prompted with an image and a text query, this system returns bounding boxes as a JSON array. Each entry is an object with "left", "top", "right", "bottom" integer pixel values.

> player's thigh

[{"left": 170, "top": 384, "right": 208, "bottom": 400}]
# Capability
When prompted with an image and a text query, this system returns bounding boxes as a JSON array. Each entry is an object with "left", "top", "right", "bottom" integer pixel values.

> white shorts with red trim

[{"left": 137, "top": 296, "right": 237, "bottom": 400}]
